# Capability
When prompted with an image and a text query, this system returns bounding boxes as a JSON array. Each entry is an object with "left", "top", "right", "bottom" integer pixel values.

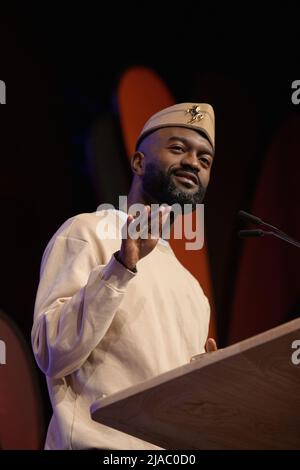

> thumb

[{"left": 205, "top": 337, "right": 218, "bottom": 353}]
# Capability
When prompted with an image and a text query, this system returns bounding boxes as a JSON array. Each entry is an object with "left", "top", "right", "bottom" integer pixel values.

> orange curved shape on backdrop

[
  {"left": 118, "top": 67, "right": 174, "bottom": 157},
  {"left": 117, "top": 66, "right": 217, "bottom": 341}
]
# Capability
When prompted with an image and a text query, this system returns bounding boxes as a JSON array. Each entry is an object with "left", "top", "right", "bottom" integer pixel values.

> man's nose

[{"left": 180, "top": 151, "right": 200, "bottom": 171}]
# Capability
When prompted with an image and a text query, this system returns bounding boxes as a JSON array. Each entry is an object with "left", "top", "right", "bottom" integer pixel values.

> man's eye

[
  {"left": 200, "top": 157, "right": 211, "bottom": 167},
  {"left": 170, "top": 146, "right": 184, "bottom": 152}
]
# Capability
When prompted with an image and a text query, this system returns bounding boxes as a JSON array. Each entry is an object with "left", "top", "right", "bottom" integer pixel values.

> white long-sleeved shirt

[{"left": 32, "top": 210, "right": 210, "bottom": 449}]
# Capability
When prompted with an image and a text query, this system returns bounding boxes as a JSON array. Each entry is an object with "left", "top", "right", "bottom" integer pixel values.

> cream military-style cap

[{"left": 136, "top": 102, "right": 215, "bottom": 150}]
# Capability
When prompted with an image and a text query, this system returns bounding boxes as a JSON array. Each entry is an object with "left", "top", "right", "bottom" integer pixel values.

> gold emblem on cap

[{"left": 186, "top": 105, "right": 204, "bottom": 124}]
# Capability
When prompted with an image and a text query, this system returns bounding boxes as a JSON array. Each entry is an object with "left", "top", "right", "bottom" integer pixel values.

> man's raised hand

[{"left": 118, "top": 205, "right": 171, "bottom": 270}]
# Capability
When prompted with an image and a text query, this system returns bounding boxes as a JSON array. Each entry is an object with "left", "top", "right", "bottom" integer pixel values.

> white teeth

[
  {"left": 175, "top": 173, "right": 197, "bottom": 185},
  {"left": 183, "top": 180, "right": 193, "bottom": 187}
]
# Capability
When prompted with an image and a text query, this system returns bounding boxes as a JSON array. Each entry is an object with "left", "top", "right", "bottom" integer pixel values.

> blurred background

[{"left": 0, "top": 5, "right": 299, "bottom": 448}]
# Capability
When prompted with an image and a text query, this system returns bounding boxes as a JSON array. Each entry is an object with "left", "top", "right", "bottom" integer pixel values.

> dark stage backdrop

[{"left": 0, "top": 6, "right": 299, "bottom": 440}]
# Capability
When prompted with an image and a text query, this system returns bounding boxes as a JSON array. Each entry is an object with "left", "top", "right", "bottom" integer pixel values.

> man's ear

[{"left": 131, "top": 151, "right": 145, "bottom": 176}]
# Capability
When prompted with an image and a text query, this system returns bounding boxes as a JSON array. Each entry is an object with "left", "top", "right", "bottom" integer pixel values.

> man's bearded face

[{"left": 142, "top": 160, "right": 207, "bottom": 208}]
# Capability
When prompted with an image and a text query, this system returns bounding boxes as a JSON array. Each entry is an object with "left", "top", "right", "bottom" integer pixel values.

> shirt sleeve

[{"left": 31, "top": 233, "right": 136, "bottom": 379}]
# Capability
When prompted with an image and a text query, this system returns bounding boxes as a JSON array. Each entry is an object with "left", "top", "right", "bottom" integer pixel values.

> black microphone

[
  {"left": 238, "top": 211, "right": 300, "bottom": 248},
  {"left": 239, "top": 229, "right": 264, "bottom": 238},
  {"left": 238, "top": 211, "right": 263, "bottom": 226}
]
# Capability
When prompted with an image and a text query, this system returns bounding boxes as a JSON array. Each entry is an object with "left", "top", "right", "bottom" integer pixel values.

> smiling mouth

[{"left": 173, "top": 171, "right": 199, "bottom": 187}]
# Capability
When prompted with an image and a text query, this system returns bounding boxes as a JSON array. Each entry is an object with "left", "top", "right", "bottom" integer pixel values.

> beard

[{"left": 142, "top": 162, "right": 207, "bottom": 209}]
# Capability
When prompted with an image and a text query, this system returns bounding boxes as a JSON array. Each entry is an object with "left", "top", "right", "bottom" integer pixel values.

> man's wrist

[{"left": 114, "top": 251, "right": 137, "bottom": 273}]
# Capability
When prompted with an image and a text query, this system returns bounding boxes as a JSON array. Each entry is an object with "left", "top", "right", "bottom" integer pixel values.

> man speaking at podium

[{"left": 31, "top": 103, "right": 217, "bottom": 450}]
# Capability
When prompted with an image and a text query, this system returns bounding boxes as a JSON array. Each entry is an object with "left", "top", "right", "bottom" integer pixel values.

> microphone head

[
  {"left": 238, "top": 229, "right": 264, "bottom": 238},
  {"left": 238, "top": 210, "right": 262, "bottom": 225}
]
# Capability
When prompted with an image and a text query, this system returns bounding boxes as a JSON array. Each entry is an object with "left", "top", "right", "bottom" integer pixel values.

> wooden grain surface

[{"left": 91, "top": 318, "right": 300, "bottom": 449}]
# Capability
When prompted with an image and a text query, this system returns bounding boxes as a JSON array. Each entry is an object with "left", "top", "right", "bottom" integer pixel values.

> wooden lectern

[{"left": 91, "top": 318, "right": 300, "bottom": 449}]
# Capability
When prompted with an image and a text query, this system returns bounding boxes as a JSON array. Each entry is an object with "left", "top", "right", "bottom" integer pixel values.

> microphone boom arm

[{"left": 238, "top": 211, "right": 300, "bottom": 249}]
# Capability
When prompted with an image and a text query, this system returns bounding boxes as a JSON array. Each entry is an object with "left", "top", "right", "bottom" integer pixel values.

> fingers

[
  {"left": 148, "top": 205, "right": 171, "bottom": 239},
  {"left": 127, "top": 214, "right": 134, "bottom": 224},
  {"left": 205, "top": 338, "right": 218, "bottom": 353},
  {"left": 121, "top": 213, "right": 135, "bottom": 240},
  {"left": 125, "top": 205, "right": 171, "bottom": 240},
  {"left": 123, "top": 207, "right": 149, "bottom": 240},
  {"left": 190, "top": 338, "right": 218, "bottom": 362},
  {"left": 159, "top": 205, "right": 172, "bottom": 238}
]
